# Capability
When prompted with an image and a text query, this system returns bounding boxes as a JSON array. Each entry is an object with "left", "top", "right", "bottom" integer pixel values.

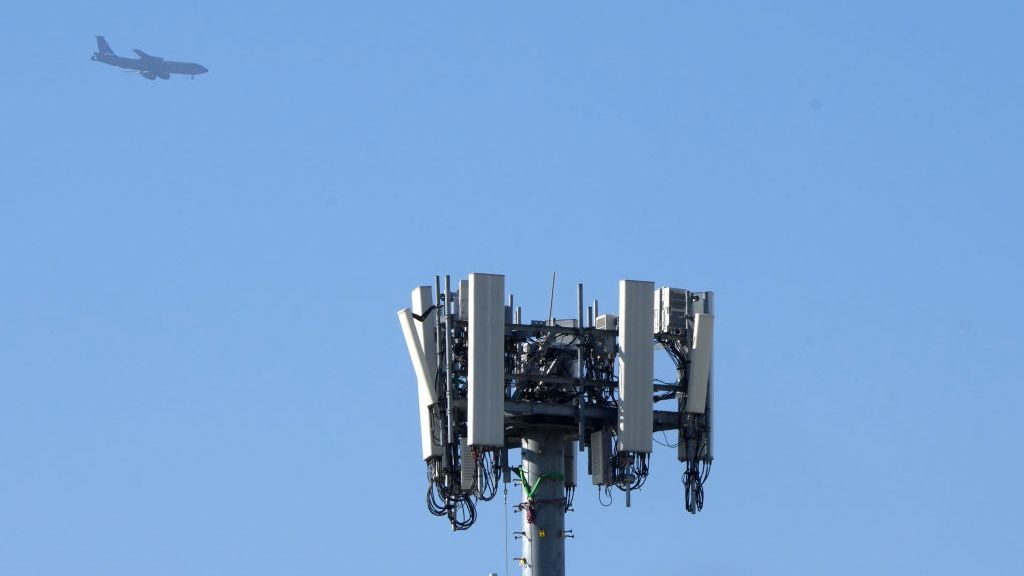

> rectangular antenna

[
  {"left": 617, "top": 280, "right": 654, "bottom": 453},
  {"left": 685, "top": 313, "right": 714, "bottom": 414},
  {"left": 411, "top": 286, "right": 437, "bottom": 391},
  {"left": 457, "top": 279, "right": 469, "bottom": 321},
  {"left": 467, "top": 273, "right": 506, "bottom": 447},
  {"left": 702, "top": 292, "right": 715, "bottom": 462},
  {"left": 398, "top": 308, "right": 442, "bottom": 460}
]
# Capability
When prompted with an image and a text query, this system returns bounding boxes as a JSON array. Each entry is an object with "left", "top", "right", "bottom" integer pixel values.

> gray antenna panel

[
  {"left": 563, "top": 440, "right": 577, "bottom": 487},
  {"left": 685, "top": 313, "right": 714, "bottom": 414},
  {"left": 617, "top": 280, "right": 654, "bottom": 453},
  {"left": 398, "top": 308, "right": 442, "bottom": 460},
  {"left": 467, "top": 273, "right": 505, "bottom": 447}
]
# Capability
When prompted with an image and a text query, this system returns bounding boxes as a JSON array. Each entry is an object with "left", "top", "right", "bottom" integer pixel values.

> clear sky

[{"left": 2, "top": 1, "right": 1022, "bottom": 574}]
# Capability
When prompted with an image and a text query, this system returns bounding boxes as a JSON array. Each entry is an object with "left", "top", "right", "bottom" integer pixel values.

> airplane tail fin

[{"left": 95, "top": 36, "right": 114, "bottom": 56}]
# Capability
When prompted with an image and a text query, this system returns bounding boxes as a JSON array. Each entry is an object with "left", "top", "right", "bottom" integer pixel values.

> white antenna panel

[
  {"left": 685, "top": 313, "right": 714, "bottom": 414},
  {"left": 398, "top": 308, "right": 442, "bottom": 460},
  {"left": 617, "top": 280, "right": 654, "bottom": 453},
  {"left": 457, "top": 279, "right": 469, "bottom": 321},
  {"left": 467, "top": 273, "right": 505, "bottom": 447},
  {"left": 411, "top": 286, "right": 437, "bottom": 383}
]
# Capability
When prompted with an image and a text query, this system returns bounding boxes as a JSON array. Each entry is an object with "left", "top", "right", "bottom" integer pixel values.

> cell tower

[{"left": 398, "top": 274, "right": 714, "bottom": 576}]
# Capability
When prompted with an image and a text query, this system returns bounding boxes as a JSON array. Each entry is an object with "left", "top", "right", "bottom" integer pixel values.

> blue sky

[{"left": 1, "top": 1, "right": 1022, "bottom": 574}]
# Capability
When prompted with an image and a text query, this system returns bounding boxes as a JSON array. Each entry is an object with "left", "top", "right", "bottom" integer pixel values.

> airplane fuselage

[
  {"left": 90, "top": 37, "right": 207, "bottom": 80},
  {"left": 93, "top": 53, "right": 207, "bottom": 77}
]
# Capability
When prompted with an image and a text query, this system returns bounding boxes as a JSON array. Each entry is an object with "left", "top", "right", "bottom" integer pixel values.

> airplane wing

[{"left": 132, "top": 48, "right": 163, "bottom": 61}]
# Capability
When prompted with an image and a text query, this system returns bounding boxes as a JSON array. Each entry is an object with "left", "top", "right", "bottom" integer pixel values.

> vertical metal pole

[
  {"left": 434, "top": 276, "right": 449, "bottom": 460},
  {"left": 434, "top": 276, "right": 444, "bottom": 397},
  {"left": 576, "top": 284, "right": 583, "bottom": 329},
  {"left": 521, "top": 429, "right": 566, "bottom": 576},
  {"left": 443, "top": 275, "right": 455, "bottom": 447},
  {"left": 576, "top": 284, "right": 585, "bottom": 453},
  {"left": 547, "top": 272, "right": 557, "bottom": 326}
]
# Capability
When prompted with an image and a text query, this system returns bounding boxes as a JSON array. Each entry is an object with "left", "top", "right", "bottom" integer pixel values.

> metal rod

[
  {"left": 443, "top": 274, "right": 455, "bottom": 447},
  {"left": 576, "top": 284, "right": 583, "bottom": 330},
  {"left": 434, "top": 276, "right": 447, "bottom": 452},
  {"left": 449, "top": 399, "right": 684, "bottom": 432},
  {"left": 434, "top": 275, "right": 444, "bottom": 388},
  {"left": 547, "top": 272, "right": 557, "bottom": 326},
  {"left": 576, "top": 283, "right": 585, "bottom": 452}
]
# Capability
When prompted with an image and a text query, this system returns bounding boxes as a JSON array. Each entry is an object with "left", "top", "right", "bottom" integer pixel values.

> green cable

[{"left": 514, "top": 466, "right": 565, "bottom": 500}]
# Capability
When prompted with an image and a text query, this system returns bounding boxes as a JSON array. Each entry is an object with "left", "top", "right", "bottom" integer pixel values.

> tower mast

[{"left": 399, "top": 274, "right": 715, "bottom": 575}]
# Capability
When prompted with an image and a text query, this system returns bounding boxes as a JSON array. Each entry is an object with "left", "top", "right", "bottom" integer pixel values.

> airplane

[{"left": 91, "top": 36, "right": 207, "bottom": 80}]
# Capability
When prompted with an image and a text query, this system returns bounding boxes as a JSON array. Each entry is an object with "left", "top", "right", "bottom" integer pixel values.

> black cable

[
  {"left": 654, "top": 431, "right": 678, "bottom": 448},
  {"left": 683, "top": 464, "right": 703, "bottom": 513},
  {"left": 410, "top": 305, "right": 438, "bottom": 322},
  {"left": 447, "top": 493, "right": 477, "bottom": 530},
  {"left": 427, "top": 485, "right": 447, "bottom": 516},
  {"left": 682, "top": 444, "right": 711, "bottom": 514},
  {"left": 477, "top": 449, "right": 500, "bottom": 502}
]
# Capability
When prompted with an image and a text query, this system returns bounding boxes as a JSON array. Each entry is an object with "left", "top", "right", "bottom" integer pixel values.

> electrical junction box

[
  {"left": 563, "top": 440, "right": 577, "bottom": 488},
  {"left": 595, "top": 314, "right": 618, "bottom": 358},
  {"left": 460, "top": 437, "right": 477, "bottom": 491},
  {"left": 589, "top": 429, "right": 613, "bottom": 486},
  {"left": 654, "top": 287, "right": 690, "bottom": 335},
  {"left": 595, "top": 314, "right": 617, "bottom": 331}
]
